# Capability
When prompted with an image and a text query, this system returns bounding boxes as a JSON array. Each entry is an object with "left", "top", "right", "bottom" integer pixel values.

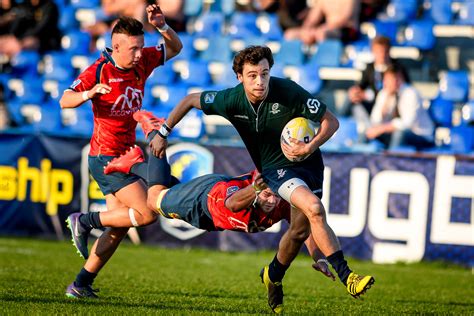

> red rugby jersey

[
  {"left": 207, "top": 173, "right": 291, "bottom": 233},
  {"left": 68, "top": 45, "right": 165, "bottom": 155}
]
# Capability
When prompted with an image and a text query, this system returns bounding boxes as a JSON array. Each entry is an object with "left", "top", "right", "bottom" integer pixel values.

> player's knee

[
  {"left": 107, "top": 227, "right": 129, "bottom": 241},
  {"left": 306, "top": 201, "right": 326, "bottom": 221}
]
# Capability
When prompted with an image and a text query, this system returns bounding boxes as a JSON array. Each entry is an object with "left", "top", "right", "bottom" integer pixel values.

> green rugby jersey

[{"left": 200, "top": 77, "right": 327, "bottom": 171}]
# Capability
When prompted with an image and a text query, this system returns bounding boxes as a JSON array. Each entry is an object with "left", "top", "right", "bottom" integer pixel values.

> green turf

[{"left": 0, "top": 237, "right": 472, "bottom": 315}]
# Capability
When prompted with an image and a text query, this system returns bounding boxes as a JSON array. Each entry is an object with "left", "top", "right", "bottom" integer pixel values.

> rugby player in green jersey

[{"left": 144, "top": 46, "right": 374, "bottom": 313}]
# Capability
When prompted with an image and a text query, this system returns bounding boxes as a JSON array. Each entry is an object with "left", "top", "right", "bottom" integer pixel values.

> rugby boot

[
  {"left": 66, "top": 282, "right": 99, "bottom": 299},
  {"left": 133, "top": 110, "right": 165, "bottom": 139},
  {"left": 66, "top": 213, "right": 91, "bottom": 259},
  {"left": 346, "top": 272, "right": 375, "bottom": 298},
  {"left": 260, "top": 266, "right": 284, "bottom": 314},
  {"left": 103, "top": 145, "right": 144, "bottom": 175}
]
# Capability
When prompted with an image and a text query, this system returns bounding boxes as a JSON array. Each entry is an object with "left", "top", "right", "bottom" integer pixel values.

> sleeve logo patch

[
  {"left": 204, "top": 92, "right": 217, "bottom": 104},
  {"left": 70, "top": 79, "right": 81, "bottom": 89},
  {"left": 226, "top": 185, "right": 239, "bottom": 196},
  {"left": 306, "top": 98, "right": 320, "bottom": 114}
]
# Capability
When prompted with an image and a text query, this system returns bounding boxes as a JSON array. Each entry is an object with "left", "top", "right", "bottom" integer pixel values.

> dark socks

[
  {"left": 327, "top": 250, "right": 352, "bottom": 285},
  {"left": 75, "top": 267, "right": 97, "bottom": 287},
  {"left": 147, "top": 152, "right": 171, "bottom": 187},
  {"left": 79, "top": 212, "right": 103, "bottom": 229},
  {"left": 268, "top": 255, "right": 290, "bottom": 283}
]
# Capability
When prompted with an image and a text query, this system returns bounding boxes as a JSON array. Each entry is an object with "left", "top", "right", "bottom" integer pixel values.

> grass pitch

[{"left": 0, "top": 237, "right": 473, "bottom": 315}]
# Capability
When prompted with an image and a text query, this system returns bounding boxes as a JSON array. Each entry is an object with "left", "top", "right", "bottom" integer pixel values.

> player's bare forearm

[
  {"left": 59, "top": 90, "right": 87, "bottom": 109},
  {"left": 309, "top": 110, "right": 339, "bottom": 151},
  {"left": 161, "top": 27, "right": 183, "bottom": 61},
  {"left": 225, "top": 185, "right": 258, "bottom": 212}
]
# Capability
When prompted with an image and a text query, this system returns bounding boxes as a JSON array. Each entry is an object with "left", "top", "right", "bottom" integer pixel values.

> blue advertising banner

[{"left": 0, "top": 133, "right": 472, "bottom": 266}]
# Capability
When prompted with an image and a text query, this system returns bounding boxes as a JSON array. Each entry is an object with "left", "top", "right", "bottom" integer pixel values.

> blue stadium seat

[
  {"left": 456, "top": 1, "right": 474, "bottom": 25},
  {"left": 144, "top": 32, "right": 159, "bottom": 47},
  {"left": 62, "top": 102, "right": 94, "bottom": 137},
  {"left": 173, "top": 33, "right": 197, "bottom": 61},
  {"left": 212, "top": 65, "right": 239, "bottom": 89},
  {"left": 147, "top": 62, "right": 176, "bottom": 86},
  {"left": 61, "top": 30, "right": 91, "bottom": 56},
  {"left": 429, "top": 0, "right": 453, "bottom": 24},
  {"left": 70, "top": 0, "right": 100, "bottom": 9},
  {"left": 43, "top": 53, "right": 74, "bottom": 82},
  {"left": 193, "top": 12, "right": 225, "bottom": 37},
  {"left": 210, "top": 0, "right": 235, "bottom": 16},
  {"left": 200, "top": 36, "right": 232, "bottom": 63},
  {"left": 59, "top": 6, "right": 79, "bottom": 32},
  {"left": 184, "top": 0, "right": 203, "bottom": 17},
  {"left": 308, "top": 39, "right": 343, "bottom": 67},
  {"left": 429, "top": 97, "right": 454, "bottom": 127},
  {"left": 439, "top": 71, "right": 470, "bottom": 102},
  {"left": 178, "top": 60, "right": 211, "bottom": 87},
  {"left": 461, "top": 100, "right": 474, "bottom": 125},
  {"left": 154, "top": 85, "right": 189, "bottom": 110},
  {"left": 450, "top": 125, "right": 474, "bottom": 153},
  {"left": 171, "top": 108, "right": 204, "bottom": 141},
  {"left": 257, "top": 14, "right": 283, "bottom": 41},
  {"left": 275, "top": 40, "right": 305, "bottom": 66},
  {"left": 385, "top": 0, "right": 419, "bottom": 23},
  {"left": 228, "top": 12, "right": 260, "bottom": 39},
  {"left": 9, "top": 77, "right": 46, "bottom": 104},
  {"left": 287, "top": 65, "right": 322, "bottom": 95},
  {"left": 31, "top": 102, "right": 62, "bottom": 133},
  {"left": 370, "top": 20, "right": 399, "bottom": 44},
  {"left": 10, "top": 51, "right": 40, "bottom": 77},
  {"left": 403, "top": 20, "right": 436, "bottom": 50}
]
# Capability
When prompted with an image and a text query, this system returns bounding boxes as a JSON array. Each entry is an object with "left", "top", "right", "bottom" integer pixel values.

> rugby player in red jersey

[{"left": 59, "top": 3, "right": 182, "bottom": 299}]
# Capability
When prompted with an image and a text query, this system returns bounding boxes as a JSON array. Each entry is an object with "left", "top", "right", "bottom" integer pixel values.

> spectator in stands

[
  {"left": 284, "top": 0, "right": 360, "bottom": 45},
  {"left": 365, "top": 64, "right": 435, "bottom": 150},
  {"left": 0, "top": 0, "right": 61, "bottom": 57},
  {"left": 256, "top": 0, "right": 310, "bottom": 31},
  {"left": 342, "top": 36, "right": 409, "bottom": 135},
  {"left": 359, "top": 0, "right": 389, "bottom": 22}
]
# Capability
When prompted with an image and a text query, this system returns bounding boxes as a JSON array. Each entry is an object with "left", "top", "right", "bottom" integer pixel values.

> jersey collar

[{"left": 102, "top": 48, "right": 129, "bottom": 71}]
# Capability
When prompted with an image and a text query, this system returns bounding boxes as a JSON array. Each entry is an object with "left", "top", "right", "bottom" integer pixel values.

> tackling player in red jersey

[{"left": 59, "top": 3, "right": 182, "bottom": 299}]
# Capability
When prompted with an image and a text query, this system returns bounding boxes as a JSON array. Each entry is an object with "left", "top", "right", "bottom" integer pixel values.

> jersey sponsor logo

[
  {"left": 226, "top": 185, "right": 239, "bottom": 196},
  {"left": 277, "top": 169, "right": 287, "bottom": 179},
  {"left": 306, "top": 98, "right": 321, "bottom": 114},
  {"left": 270, "top": 103, "right": 280, "bottom": 114},
  {"left": 204, "top": 92, "right": 217, "bottom": 104},
  {"left": 110, "top": 86, "right": 143, "bottom": 116},
  {"left": 70, "top": 79, "right": 81, "bottom": 89},
  {"left": 108, "top": 78, "right": 124, "bottom": 83},
  {"left": 234, "top": 115, "right": 249, "bottom": 119}
]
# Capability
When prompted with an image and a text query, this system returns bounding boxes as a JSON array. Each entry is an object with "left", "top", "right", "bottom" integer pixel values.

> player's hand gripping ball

[{"left": 280, "top": 117, "right": 316, "bottom": 162}]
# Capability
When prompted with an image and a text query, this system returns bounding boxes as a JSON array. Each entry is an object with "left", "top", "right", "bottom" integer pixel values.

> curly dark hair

[
  {"left": 112, "top": 16, "right": 144, "bottom": 36},
  {"left": 232, "top": 46, "right": 274, "bottom": 75}
]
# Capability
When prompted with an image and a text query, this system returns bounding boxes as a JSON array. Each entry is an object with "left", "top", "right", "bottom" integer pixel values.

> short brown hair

[
  {"left": 371, "top": 36, "right": 391, "bottom": 48},
  {"left": 232, "top": 46, "right": 274, "bottom": 75},
  {"left": 112, "top": 17, "right": 144, "bottom": 36}
]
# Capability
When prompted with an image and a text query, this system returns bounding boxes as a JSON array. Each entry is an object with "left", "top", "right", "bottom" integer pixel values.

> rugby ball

[{"left": 281, "top": 117, "right": 316, "bottom": 162}]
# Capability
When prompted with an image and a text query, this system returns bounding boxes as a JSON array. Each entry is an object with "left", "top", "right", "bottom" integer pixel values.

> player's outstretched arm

[
  {"left": 146, "top": 2, "right": 182, "bottom": 60},
  {"left": 149, "top": 93, "right": 202, "bottom": 157},
  {"left": 59, "top": 84, "right": 112, "bottom": 109}
]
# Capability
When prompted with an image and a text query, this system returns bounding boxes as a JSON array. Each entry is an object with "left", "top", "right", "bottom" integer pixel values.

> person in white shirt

[{"left": 365, "top": 64, "right": 435, "bottom": 150}]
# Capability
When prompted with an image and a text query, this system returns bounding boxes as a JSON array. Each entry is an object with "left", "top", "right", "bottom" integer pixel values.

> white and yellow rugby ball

[{"left": 281, "top": 117, "right": 316, "bottom": 162}]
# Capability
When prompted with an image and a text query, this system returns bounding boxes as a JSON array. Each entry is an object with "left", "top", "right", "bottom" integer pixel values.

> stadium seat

[
  {"left": 384, "top": 0, "right": 419, "bottom": 23},
  {"left": 284, "top": 65, "right": 322, "bottom": 95},
  {"left": 429, "top": 0, "right": 453, "bottom": 24},
  {"left": 31, "top": 102, "right": 63, "bottom": 133},
  {"left": 461, "top": 100, "right": 474, "bottom": 126},
  {"left": 61, "top": 30, "right": 91, "bottom": 56},
  {"left": 210, "top": 0, "right": 235, "bottom": 16},
  {"left": 403, "top": 20, "right": 436, "bottom": 50},
  {"left": 193, "top": 12, "right": 225, "bottom": 37},
  {"left": 178, "top": 60, "right": 211, "bottom": 87},
  {"left": 456, "top": 1, "right": 474, "bottom": 25},
  {"left": 8, "top": 77, "right": 45, "bottom": 104},
  {"left": 183, "top": 0, "right": 203, "bottom": 17},
  {"left": 59, "top": 6, "right": 79, "bottom": 32},
  {"left": 211, "top": 65, "right": 239, "bottom": 89},
  {"left": 439, "top": 71, "right": 470, "bottom": 102},
  {"left": 257, "top": 14, "right": 283, "bottom": 41},
  {"left": 43, "top": 53, "right": 74, "bottom": 82},
  {"left": 171, "top": 108, "right": 204, "bottom": 140},
  {"left": 228, "top": 12, "right": 260, "bottom": 39},
  {"left": 153, "top": 85, "right": 188, "bottom": 110},
  {"left": 324, "top": 117, "right": 359, "bottom": 149},
  {"left": 147, "top": 62, "right": 176, "bottom": 86},
  {"left": 200, "top": 36, "right": 233, "bottom": 63},
  {"left": 369, "top": 20, "right": 399, "bottom": 44},
  {"left": 173, "top": 33, "right": 197, "bottom": 61},
  {"left": 450, "top": 125, "right": 474, "bottom": 153},
  {"left": 144, "top": 32, "right": 159, "bottom": 47},
  {"left": 275, "top": 40, "right": 305, "bottom": 66},
  {"left": 70, "top": 0, "right": 100, "bottom": 9},
  {"left": 10, "top": 51, "right": 40, "bottom": 77},
  {"left": 307, "top": 39, "right": 343, "bottom": 67},
  {"left": 62, "top": 102, "right": 94, "bottom": 137},
  {"left": 429, "top": 97, "right": 454, "bottom": 127}
]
